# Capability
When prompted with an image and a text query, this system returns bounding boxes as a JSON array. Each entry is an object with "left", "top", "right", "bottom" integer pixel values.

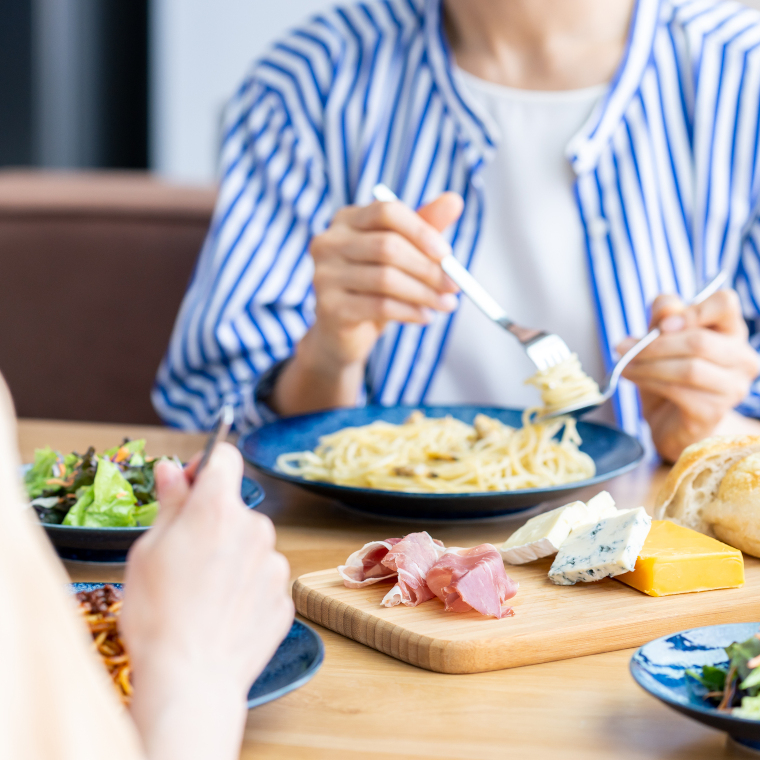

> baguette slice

[
  {"left": 703, "top": 452, "right": 760, "bottom": 557},
  {"left": 654, "top": 435, "right": 760, "bottom": 536}
]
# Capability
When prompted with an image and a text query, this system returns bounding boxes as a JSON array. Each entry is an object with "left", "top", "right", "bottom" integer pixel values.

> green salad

[
  {"left": 25, "top": 440, "right": 171, "bottom": 528},
  {"left": 687, "top": 633, "right": 760, "bottom": 719}
]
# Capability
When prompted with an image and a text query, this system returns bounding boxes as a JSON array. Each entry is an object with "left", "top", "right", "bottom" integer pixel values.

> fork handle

[
  {"left": 371, "top": 184, "right": 513, "bottom": 325},
  {"left": 440, "top": 256, "right": 511, "bottom": 324},
  {"left": 608, "top": 269, "right": 730, "bottom": 390}
]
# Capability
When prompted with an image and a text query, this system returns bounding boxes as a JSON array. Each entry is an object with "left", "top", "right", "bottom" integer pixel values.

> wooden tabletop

[{"left": 17, "top": 418, "right": 754, "bottom": 760}]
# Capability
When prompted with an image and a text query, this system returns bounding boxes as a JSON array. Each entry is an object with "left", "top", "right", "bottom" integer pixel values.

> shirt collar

[
  {"left": 422, "top": 0, "right": 498, "bottom": 164},
  {"left": 566, "top": 0, "right": 665, "bottom": 174},
  {"left": 423, "top": 0, "right": 665, "bottom": 175}
]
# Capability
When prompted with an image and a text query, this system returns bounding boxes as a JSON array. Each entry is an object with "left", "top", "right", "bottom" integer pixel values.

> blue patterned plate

[
  {"left": 631, "top": 623, "right": 760, "bottom": 751},
  {"left": 238, "top": 405, "right": 644, "bottom": 520},
  {"left": 71, "top": 583, "right": 323, "bottom": 708},
  {"left": 39, "top": 476, "right": 264, "bottom": 563}
]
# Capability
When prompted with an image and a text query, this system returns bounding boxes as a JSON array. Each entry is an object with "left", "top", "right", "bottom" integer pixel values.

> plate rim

[
  {"left": 630, "top": 622, "right": 760, "bottom": 727},
  {"left": 245, "top": 618, "right": 325, "bottom": 709},
  {"left": 239, "top": 404, "right": 645, "bottom": 500}
]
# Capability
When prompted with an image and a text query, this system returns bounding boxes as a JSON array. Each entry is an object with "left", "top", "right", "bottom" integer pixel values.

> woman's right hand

[{"left": 272, "top": 193, "right": 464, "bottom": 415}]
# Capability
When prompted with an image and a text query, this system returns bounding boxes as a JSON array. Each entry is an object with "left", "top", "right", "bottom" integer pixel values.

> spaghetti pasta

[
  {"left": 525, "top": 353, "right": 603, "bottom": 415},
  {"left": 276, "top": 410, "right": 595, "bottom": 493},
  {"left": 76, "top": 585, "right": 132, "bottom": 705}
]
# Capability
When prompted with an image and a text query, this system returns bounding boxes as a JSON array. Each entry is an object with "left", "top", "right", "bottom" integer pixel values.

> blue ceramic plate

[
  {"left": 238, "top": 405, "right": 644, "bottom": 520},
  {"left": 40, "top": 476, "right": 264, "bottom": 563},
  {"left": 70, "top": 583, "right": 324, "bottom": 709},
  {"left": 631, "top": 623, "right": 760, "bottom": 751}
]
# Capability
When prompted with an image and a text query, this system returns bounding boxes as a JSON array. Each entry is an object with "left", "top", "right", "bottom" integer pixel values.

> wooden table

[{"left": 17, "top": 419, "right": 755, "bottom": 760}]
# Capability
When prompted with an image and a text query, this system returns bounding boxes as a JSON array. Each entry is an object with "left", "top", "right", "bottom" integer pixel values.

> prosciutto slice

[
  {"left": 338, "top": 538, "right": 402, "bottom": 588},
  {"left": 426, "top": 544, "right": 518, "bottom": 619},
  {"left": 380, "top": 532, "right": 446, "bottom": 607}
]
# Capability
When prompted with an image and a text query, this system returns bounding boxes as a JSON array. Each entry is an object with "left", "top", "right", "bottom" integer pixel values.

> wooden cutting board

[{"left": 293, "top": 556, "right": 760, "bottom": 674}]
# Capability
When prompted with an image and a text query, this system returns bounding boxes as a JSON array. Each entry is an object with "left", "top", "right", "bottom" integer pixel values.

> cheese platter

[
  {"left": 293, "top": 488, "right": 759, "bottom": 675},
  {"left": 294, "top": 554, "right": 760, "bottom": 674}
]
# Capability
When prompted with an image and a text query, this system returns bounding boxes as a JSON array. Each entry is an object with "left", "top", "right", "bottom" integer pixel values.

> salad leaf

[
  {"left": 687, "top": 665, "right": 728, "bottom": 693},
  {"left": 734, "top": 695, "right": 760, "bottom": 719},
  {"left": 104, "top": 439, "right": 145, "bottom": 460},
  {"left": 122, "top": 458, "right": 157, "bottom": 505},
  {"left": 727, "top": 638, "right": 760, "bottom": 689},
  {"left": 134, "top": 501, "right": 159, "bottom": 526},
  {"left": 741, "top": 667, "right": 760, "bottom": 692},
  {"left": 24, "top": 447, "right": 59, "bottom": 498},
  {"left": 63, "top": 458, "right": 138, "bottom": 527},
  {"left": 63, "top": 485, "right": 95, "bottom": 526}
]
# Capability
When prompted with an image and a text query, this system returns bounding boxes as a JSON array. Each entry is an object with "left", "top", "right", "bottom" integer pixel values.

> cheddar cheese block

[{"left": 616, "top": 520, "right": 744, "bottom": 597}]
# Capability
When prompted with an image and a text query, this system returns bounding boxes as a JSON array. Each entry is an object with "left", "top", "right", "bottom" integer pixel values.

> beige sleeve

[{"left": 0, "top": 379, "right": 144, "bottom": 760}]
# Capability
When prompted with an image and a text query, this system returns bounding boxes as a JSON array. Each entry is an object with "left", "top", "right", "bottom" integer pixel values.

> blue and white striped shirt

[{"left": 153, "top": 0, "right": 760, "bottom": 441}]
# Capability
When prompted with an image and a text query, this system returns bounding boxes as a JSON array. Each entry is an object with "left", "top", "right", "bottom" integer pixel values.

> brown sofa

[{"left": 0, "top": 170, "right": 216, "bottom": 424}]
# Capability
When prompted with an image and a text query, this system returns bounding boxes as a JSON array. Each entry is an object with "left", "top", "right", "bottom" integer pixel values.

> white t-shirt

[{"left": 427, "top": 69, "right": 613, "bottom": 423}]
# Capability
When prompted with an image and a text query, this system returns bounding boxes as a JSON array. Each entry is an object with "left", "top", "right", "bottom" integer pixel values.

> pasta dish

[
  {"left": 76, "top": 585, "right": 132, "bottom": 705},
  {"left": 525, "top": 353, "right": 603, "bottom": 415},
  {"left": 276, "top": 410, "right": 595, "bottom": 493}
]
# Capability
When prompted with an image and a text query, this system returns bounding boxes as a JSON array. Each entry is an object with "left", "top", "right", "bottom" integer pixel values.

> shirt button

[{"left": 588, "top": 217, "right": 610, "bottom": 239}]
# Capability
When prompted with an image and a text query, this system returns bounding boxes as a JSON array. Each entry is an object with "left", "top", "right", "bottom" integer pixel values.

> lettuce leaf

[
  {"left": 134, "top": 501, "right": 159, "bottom": 526},
  {"left": 734, "top": 695, "right": 760, "bottom": 719},
  {"left": 104, "top": 439, "right": 145, "bottom": 459},
  {"left": 687, "top": 665, "right": 728, "bottom": 693},
  {"left": 727, "top": 638, "right": 760, "bottom": 692},
  {"left": 24, "top": 447, "right": 60, "bottom": 499},
  {"left": 63, "top": 458, "right": 138, "bottom": 527},
  {"left": 63, "top": 485, "right": 95, "bottom": 526}
]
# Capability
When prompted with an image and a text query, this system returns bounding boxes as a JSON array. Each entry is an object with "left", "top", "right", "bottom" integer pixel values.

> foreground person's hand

[
  {"left": 121, "top": 444, "right": 293, "bottom": 760},
  {"left": 618, "top": 289, "right": 760, "bottom": 462},
  {"left": 272, "top": 193, "right": 464, "bottom": 415}
]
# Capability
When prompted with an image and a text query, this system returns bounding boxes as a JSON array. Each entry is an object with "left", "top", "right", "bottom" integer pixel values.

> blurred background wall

[
  {"left": 0, "top": 0, "right": 330, "bottom": 185},
  {"left": 151, "top": 0, "right": 330, "bottom": 183},
  {"left": 2, "top": 0, "right": 760, "bottom": 186}
]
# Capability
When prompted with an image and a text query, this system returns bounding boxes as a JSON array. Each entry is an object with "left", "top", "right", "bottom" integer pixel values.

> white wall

[{"left": 150, "top": 0, "right": 331, "bottom": 184}]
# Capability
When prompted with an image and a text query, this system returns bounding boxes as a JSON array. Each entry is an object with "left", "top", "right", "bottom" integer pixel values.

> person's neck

[{"left": 443, "top": 0, "right": 635, "bottom": 91}]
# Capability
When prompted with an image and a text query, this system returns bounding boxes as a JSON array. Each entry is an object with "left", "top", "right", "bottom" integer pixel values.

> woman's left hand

[{"left": 617, "top": 289, "right": 760, "bottom": 462}]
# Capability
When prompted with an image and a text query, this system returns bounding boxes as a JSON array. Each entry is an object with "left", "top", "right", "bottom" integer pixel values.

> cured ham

[
  {"left": 338, "top": 538, "right": 402, "bottom": 588},
  {"left": 426, "top": 544, "right": 518, "bottom": 619},
  {"left": 380, "top": 532, "right": 446, "bottom": 607}
]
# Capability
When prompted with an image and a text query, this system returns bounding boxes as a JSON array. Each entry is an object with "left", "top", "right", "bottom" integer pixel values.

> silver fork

[
  {"left": 541, "top": 269, "right": 730, "bottom": 419},
  {"left": 371, "top": 184, "right": 572, "bottom": 371}
]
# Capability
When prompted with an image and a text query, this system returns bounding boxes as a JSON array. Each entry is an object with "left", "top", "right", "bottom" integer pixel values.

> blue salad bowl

[{"left": 630, "top": 623, "right": 760, "bottom": 751}]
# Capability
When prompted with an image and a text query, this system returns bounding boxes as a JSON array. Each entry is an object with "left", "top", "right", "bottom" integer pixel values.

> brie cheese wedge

[
  {"left": 548, "top": 507, "right": 652, "bottom": 585},
  {"left": 500, "top": 491, "right": 619, "bottom": 565},
  {"left": 501, "top": 501, "right": 591, "bottom": 564}
]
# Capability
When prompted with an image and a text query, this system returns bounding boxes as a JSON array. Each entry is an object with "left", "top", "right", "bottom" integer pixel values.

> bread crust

[
  {"left": 704, "top": 453, "right": 760, "bottom": 557},
  {"left": 655, "top": 435, "right": 760, "bottom": 517}
]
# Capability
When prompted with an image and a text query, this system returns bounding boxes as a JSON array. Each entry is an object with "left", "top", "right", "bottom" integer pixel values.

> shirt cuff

[{"left": 251, "top": 358, "right": 292, "bottom": 424}]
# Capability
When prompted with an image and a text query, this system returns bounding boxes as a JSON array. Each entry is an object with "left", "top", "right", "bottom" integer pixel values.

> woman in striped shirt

[{"left": 154, "top": 0, "right": 760, "bottom": 461}]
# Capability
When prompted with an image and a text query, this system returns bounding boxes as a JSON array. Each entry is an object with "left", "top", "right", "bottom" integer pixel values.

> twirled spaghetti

[
  {"left": 276, "top": 410, "right": 595, "bottom": 493},
  {"left": 525, "top": 353, "right": 603, "bottom": 415}
]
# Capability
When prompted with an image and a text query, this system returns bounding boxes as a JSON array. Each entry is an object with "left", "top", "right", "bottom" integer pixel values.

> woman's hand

[
  {"left": 271, "top": 193, "right": 464, "bottom": 416},
  {"left": 121, "top": 444, "right": 293, "bottom": 760},
  {"left": 618, "top": 289, "right": 760, "bottom": 462}
]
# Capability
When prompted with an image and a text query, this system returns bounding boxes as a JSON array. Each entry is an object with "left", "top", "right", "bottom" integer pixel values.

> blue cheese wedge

[
  {"left": 548, "top": 507, "right": 652, "bottom": 585},
  {"left": 500, "top": 491, "right": 619, "bottom": 565}
]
